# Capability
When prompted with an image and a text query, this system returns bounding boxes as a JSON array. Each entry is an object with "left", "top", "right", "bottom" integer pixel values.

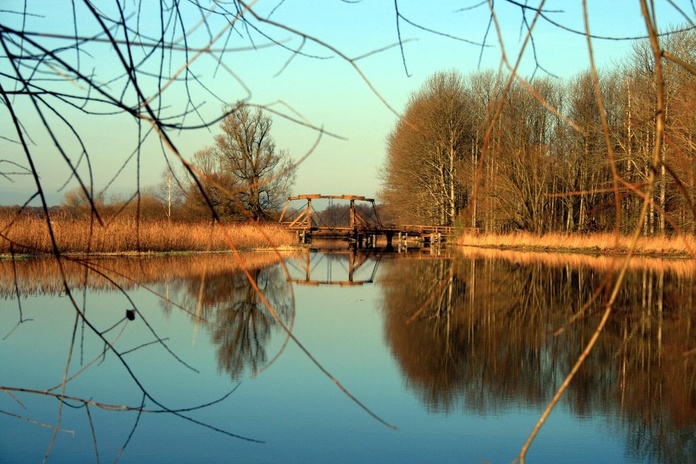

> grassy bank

[
  {"left": 1, "top": 214, "right": 297, "bottom": 256},
  {"left": 456, "top": 231, "right": 696, "bottom": 257}
]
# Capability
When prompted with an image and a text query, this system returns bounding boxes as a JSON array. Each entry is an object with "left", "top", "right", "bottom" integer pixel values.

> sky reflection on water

[{"left": 1, "top": 250, "right": 693, "bottom": 463}]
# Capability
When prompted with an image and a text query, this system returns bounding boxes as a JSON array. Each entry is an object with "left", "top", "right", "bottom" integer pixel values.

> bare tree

[
  {"left": 489, "top": 78, "right": 560, "bottom": 233},
  {"left": 381, "top": 71, "right": 474, "bottom": 226},
  {"left": 185, "top": 147, "right": 242, "bottom": 220},
  {"left": 183, "top": 103, "right": 297, "bottom": 221},
  {"left": 211, "top": 104, "right": 295, "bottom": 221}
]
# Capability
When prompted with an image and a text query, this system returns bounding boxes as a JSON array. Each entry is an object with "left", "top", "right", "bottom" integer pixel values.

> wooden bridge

[{"left": 278, "top": 194, "right": 453, "bottom": 248}]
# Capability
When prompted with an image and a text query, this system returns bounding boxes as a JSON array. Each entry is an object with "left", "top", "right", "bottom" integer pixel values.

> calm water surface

[{"left": 1, "top": 248, "right": 694, "bottom": 463}]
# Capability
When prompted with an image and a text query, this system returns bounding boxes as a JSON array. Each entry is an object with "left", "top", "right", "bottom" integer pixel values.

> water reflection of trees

[
  {"left": 174, "top": 265, "right": 292, "bottom": 381},
  {"left": 380, "top": 254, "right": 696, "bottom": 462},
  {"left": 0, "top": 252, "right": 293, "bottom": 297},
  {"left": 1, "top": 254, "right": 294, "bottom": 382}
]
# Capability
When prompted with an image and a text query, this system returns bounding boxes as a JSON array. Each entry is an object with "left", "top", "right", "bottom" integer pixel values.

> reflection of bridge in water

[
  {"left": 286, "top": 248, "right": 381, "bottom": 286},
  {"left": 285, "top": 247, "right": 456, "bottom": 287},
  {"left": 279, "top": 194, "right": 453, "bottom": 248}
]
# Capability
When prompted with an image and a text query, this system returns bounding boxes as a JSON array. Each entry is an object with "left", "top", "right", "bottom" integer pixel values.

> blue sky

[{"left": 0, "top": 1, "right": 693, "bottom": 206}]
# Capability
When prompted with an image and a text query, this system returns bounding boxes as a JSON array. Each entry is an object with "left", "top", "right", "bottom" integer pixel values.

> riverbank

[
  {"left": 4, "top": 212, "right": 696, "bottom": 258},
  {"left": 0, "top": 215, "right": 297, "bottom": 256},
  {"left": 456, "top": 231, "right": 696, "bottom": 257}
]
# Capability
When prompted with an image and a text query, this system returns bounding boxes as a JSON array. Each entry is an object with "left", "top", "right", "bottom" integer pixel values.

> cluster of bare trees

[
  {"left": 184, "top": 104, "right": 296, "bottom": 221},
  {"left": 380, "top": 29, "right": 696, "bottom": 235},
  {"left": 58, "top": 104, "right": 295, "bottom": 222}
]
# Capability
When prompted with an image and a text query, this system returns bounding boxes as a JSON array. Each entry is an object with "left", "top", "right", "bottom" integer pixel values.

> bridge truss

[{"left": 279, "top": 194, "right": 452, "bottom": 249}]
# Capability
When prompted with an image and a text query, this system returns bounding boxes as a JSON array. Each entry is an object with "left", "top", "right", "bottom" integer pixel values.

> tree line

[
  {"left": 380, "top": 28, "right": 696, "bottom": 235},
  {"left": 61, "top": 103, "right": 296, "bottom": 223}
]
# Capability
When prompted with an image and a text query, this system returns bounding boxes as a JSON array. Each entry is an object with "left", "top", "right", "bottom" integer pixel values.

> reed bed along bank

[
  {"left": 0, "top": 215, "right": 297, "bottom": 255},
  {"left": 456, "top": 231, "right": 696, "bottom": 257}
]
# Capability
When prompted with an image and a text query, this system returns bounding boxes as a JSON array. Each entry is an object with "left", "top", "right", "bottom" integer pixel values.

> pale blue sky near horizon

[{"left": 0, "top": 1, "right": 693, "bottom": 207}]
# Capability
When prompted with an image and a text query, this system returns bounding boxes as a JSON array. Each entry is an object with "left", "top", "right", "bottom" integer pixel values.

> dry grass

[
  {"left": 0, "top": 214, "right": 297, "bottom": 255},
  {"left": 456, "top": 231, "right": 696, "bottom": 257}
]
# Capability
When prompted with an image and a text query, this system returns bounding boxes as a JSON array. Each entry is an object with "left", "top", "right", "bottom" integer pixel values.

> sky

[{"left": 1, "top": 1, "right": 694, "bottom": 206}]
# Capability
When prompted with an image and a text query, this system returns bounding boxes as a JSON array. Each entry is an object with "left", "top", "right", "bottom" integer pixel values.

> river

[{"left": 1, "top": 247, "right": 694, "bottom": 463}]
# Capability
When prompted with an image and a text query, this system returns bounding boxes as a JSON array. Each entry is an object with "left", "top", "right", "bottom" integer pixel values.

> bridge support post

[
  {"left": 398, "top": 232, "right": 408, "bottom": 252},
  {"left": 365, "top": 234, "right": 375, "bottom": 248},
  {"left": 298, "top": 230, "right": 312, "bottom": 244},
  {"left": 385, "top": 231, "right": 394, "bottom": 251}
]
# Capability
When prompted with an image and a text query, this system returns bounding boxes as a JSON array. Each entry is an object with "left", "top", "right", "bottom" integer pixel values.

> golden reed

[
  {"left": 457, "top": 231, "right": 696, "bottom": 257},
  {"left": 1, "top": 214, "right": 297, "bottom": 255}
]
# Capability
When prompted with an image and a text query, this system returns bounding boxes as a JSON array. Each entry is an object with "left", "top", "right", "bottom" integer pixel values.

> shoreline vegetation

[
  {"left": 0, "top": 214, "right": 297, "bottom": 257},
  {"left": 3, "top": 213, "right": 696, "bottom": 259},
  {"left": 456, "top": 231, "right": 696, "bottom": 257}
]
